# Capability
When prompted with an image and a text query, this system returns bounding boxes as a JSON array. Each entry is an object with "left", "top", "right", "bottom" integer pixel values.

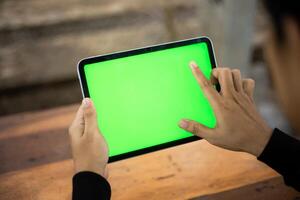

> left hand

[{"left": 69, "top": 98, "right": 109, "bottom": 178}]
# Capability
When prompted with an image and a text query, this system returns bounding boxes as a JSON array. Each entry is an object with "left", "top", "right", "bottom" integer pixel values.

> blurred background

[{"left": 0, "top": 0, "right": 290, "bottom": 132}]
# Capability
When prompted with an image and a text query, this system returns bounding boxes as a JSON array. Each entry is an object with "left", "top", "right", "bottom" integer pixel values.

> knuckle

[
  {"left": 201, "top": 79, "right": 210, "bottom": 88},
  {"left": 245, "top": 78, "right": 255, "bottom": 84},
  {"left": 232, "top": 69, "right": 241, "bottom": 75},
  {"left": 84, "top": 108, "right": 95, "bottom": 117},
  {"left": 248, "top": 78, "right": 255, "bottom": 86},
  {"left": 222, "top": 68, "right": 231, "bottom": 73},
  {"left": 191, "top": 123, "right": 200, "bottom": 134},
  {"left": 212, "top": 68, "right": 220, "bottom": 76},
  {"left": 218, "top": 68, "right": 231, "bottom": 77},
  {"left": 213, "top": 68, "right": 221, "bottom": 73}
]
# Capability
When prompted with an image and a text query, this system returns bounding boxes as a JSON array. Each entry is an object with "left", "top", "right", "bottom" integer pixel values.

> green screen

[{"left": 84, "top": 42, "right": 216, "bottom": 157}]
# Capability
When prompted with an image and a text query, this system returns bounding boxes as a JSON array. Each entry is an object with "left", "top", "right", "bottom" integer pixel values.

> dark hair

[{"left": 262, "top": 0, "right": 300, "bottom": 41}]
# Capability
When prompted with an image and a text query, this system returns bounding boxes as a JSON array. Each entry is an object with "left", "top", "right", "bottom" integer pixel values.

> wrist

[
  {"left": 248, "top": 126, "right": 273, "bottom": 157},
  {"left": 74, "top": 163, "right": 108, "bottom": 178}
]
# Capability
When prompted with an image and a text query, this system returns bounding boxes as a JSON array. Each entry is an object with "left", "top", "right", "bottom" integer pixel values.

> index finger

[{"left": 189, "top": 61, "right": 221, "bottom": 106}]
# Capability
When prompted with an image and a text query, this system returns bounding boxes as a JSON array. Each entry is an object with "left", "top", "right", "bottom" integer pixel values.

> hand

[
  {"left": 179, "top": 62, "right": 273, "bottom": 157},
  {"left": 69, "top": 98, "right": 109, "bottom": 178}
]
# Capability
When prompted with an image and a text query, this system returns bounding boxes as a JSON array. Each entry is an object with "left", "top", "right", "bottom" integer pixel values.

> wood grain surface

[{"left": 0, "top": 105, "right": 299, "bottom": 199}]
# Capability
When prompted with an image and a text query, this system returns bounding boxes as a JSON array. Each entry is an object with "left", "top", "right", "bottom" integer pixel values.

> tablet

[{"left": 77, "top": 37, "right": 218, "bottom": 162}]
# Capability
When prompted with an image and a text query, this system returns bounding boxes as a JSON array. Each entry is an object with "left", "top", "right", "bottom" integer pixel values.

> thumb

[
  {"left": 178, "top": 119, "right": 211, "bottom": 139},
  {"left": 69, "top": 103, "right": 85, "bottom": 138},
  {"left": 82, "top": 98, "right": 99, "bottom": 135}
]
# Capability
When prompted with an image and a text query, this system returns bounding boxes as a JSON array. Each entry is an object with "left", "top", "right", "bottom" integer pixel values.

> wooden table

[{"left": 0, "top": 105, "right": 299, "bottom": 199}]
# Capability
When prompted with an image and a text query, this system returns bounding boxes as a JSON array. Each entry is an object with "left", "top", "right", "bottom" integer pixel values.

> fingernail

[
  {"left": 190, "top": 61, "right": 197, "bottom": 69},
  {"left": 179, "top": 120, "right": 189, "bottom": 129},
  {"left": 82, "top": 98, "right": 91, "bottom": 108}
]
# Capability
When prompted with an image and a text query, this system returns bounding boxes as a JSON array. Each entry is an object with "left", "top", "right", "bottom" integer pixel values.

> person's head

[{"left": 262, "top": 0, "right": 300, "bottom": 133}]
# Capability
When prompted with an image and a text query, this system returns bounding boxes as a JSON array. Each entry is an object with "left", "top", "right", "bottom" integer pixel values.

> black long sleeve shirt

[
  {"left": 257, "top": 128, "right": 300, "bottom": 191},
  {"left": 72, "top": 128, "right": 300, "bottom": 199},
  {"left": 72, "top": 171, "right": 111, "bottom": 200}
]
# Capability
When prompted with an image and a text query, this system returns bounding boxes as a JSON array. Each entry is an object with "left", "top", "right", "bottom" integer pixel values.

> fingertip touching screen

[{"left": 78, "top": 37, "right": 217, "bottom": 162}]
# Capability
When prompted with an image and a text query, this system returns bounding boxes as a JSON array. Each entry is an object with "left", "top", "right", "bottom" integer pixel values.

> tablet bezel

[{"left": 77, "top": 36, "right": 218, "bottom": 162}]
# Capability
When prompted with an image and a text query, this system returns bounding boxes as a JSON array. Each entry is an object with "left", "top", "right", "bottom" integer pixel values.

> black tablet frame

[{"left": 77, "top": 36, "right": 218, "bottom": 162}]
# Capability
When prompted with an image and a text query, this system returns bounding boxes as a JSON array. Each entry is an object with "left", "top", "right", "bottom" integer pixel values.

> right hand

[{"left": 179, "top": 62, "right": 272, "bottom": 157}]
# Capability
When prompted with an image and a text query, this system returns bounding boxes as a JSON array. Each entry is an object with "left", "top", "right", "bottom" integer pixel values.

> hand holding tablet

[{"left": 77, "top": 37, "right": 219, "bottom": 162}]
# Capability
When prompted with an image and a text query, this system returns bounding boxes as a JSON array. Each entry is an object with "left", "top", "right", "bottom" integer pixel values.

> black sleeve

[
  {"left": 72, "top": 171, "right": 111, "bottom": 200},
  {"left": 258, "top": 128, "right": 300, "bottom": 191}
]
